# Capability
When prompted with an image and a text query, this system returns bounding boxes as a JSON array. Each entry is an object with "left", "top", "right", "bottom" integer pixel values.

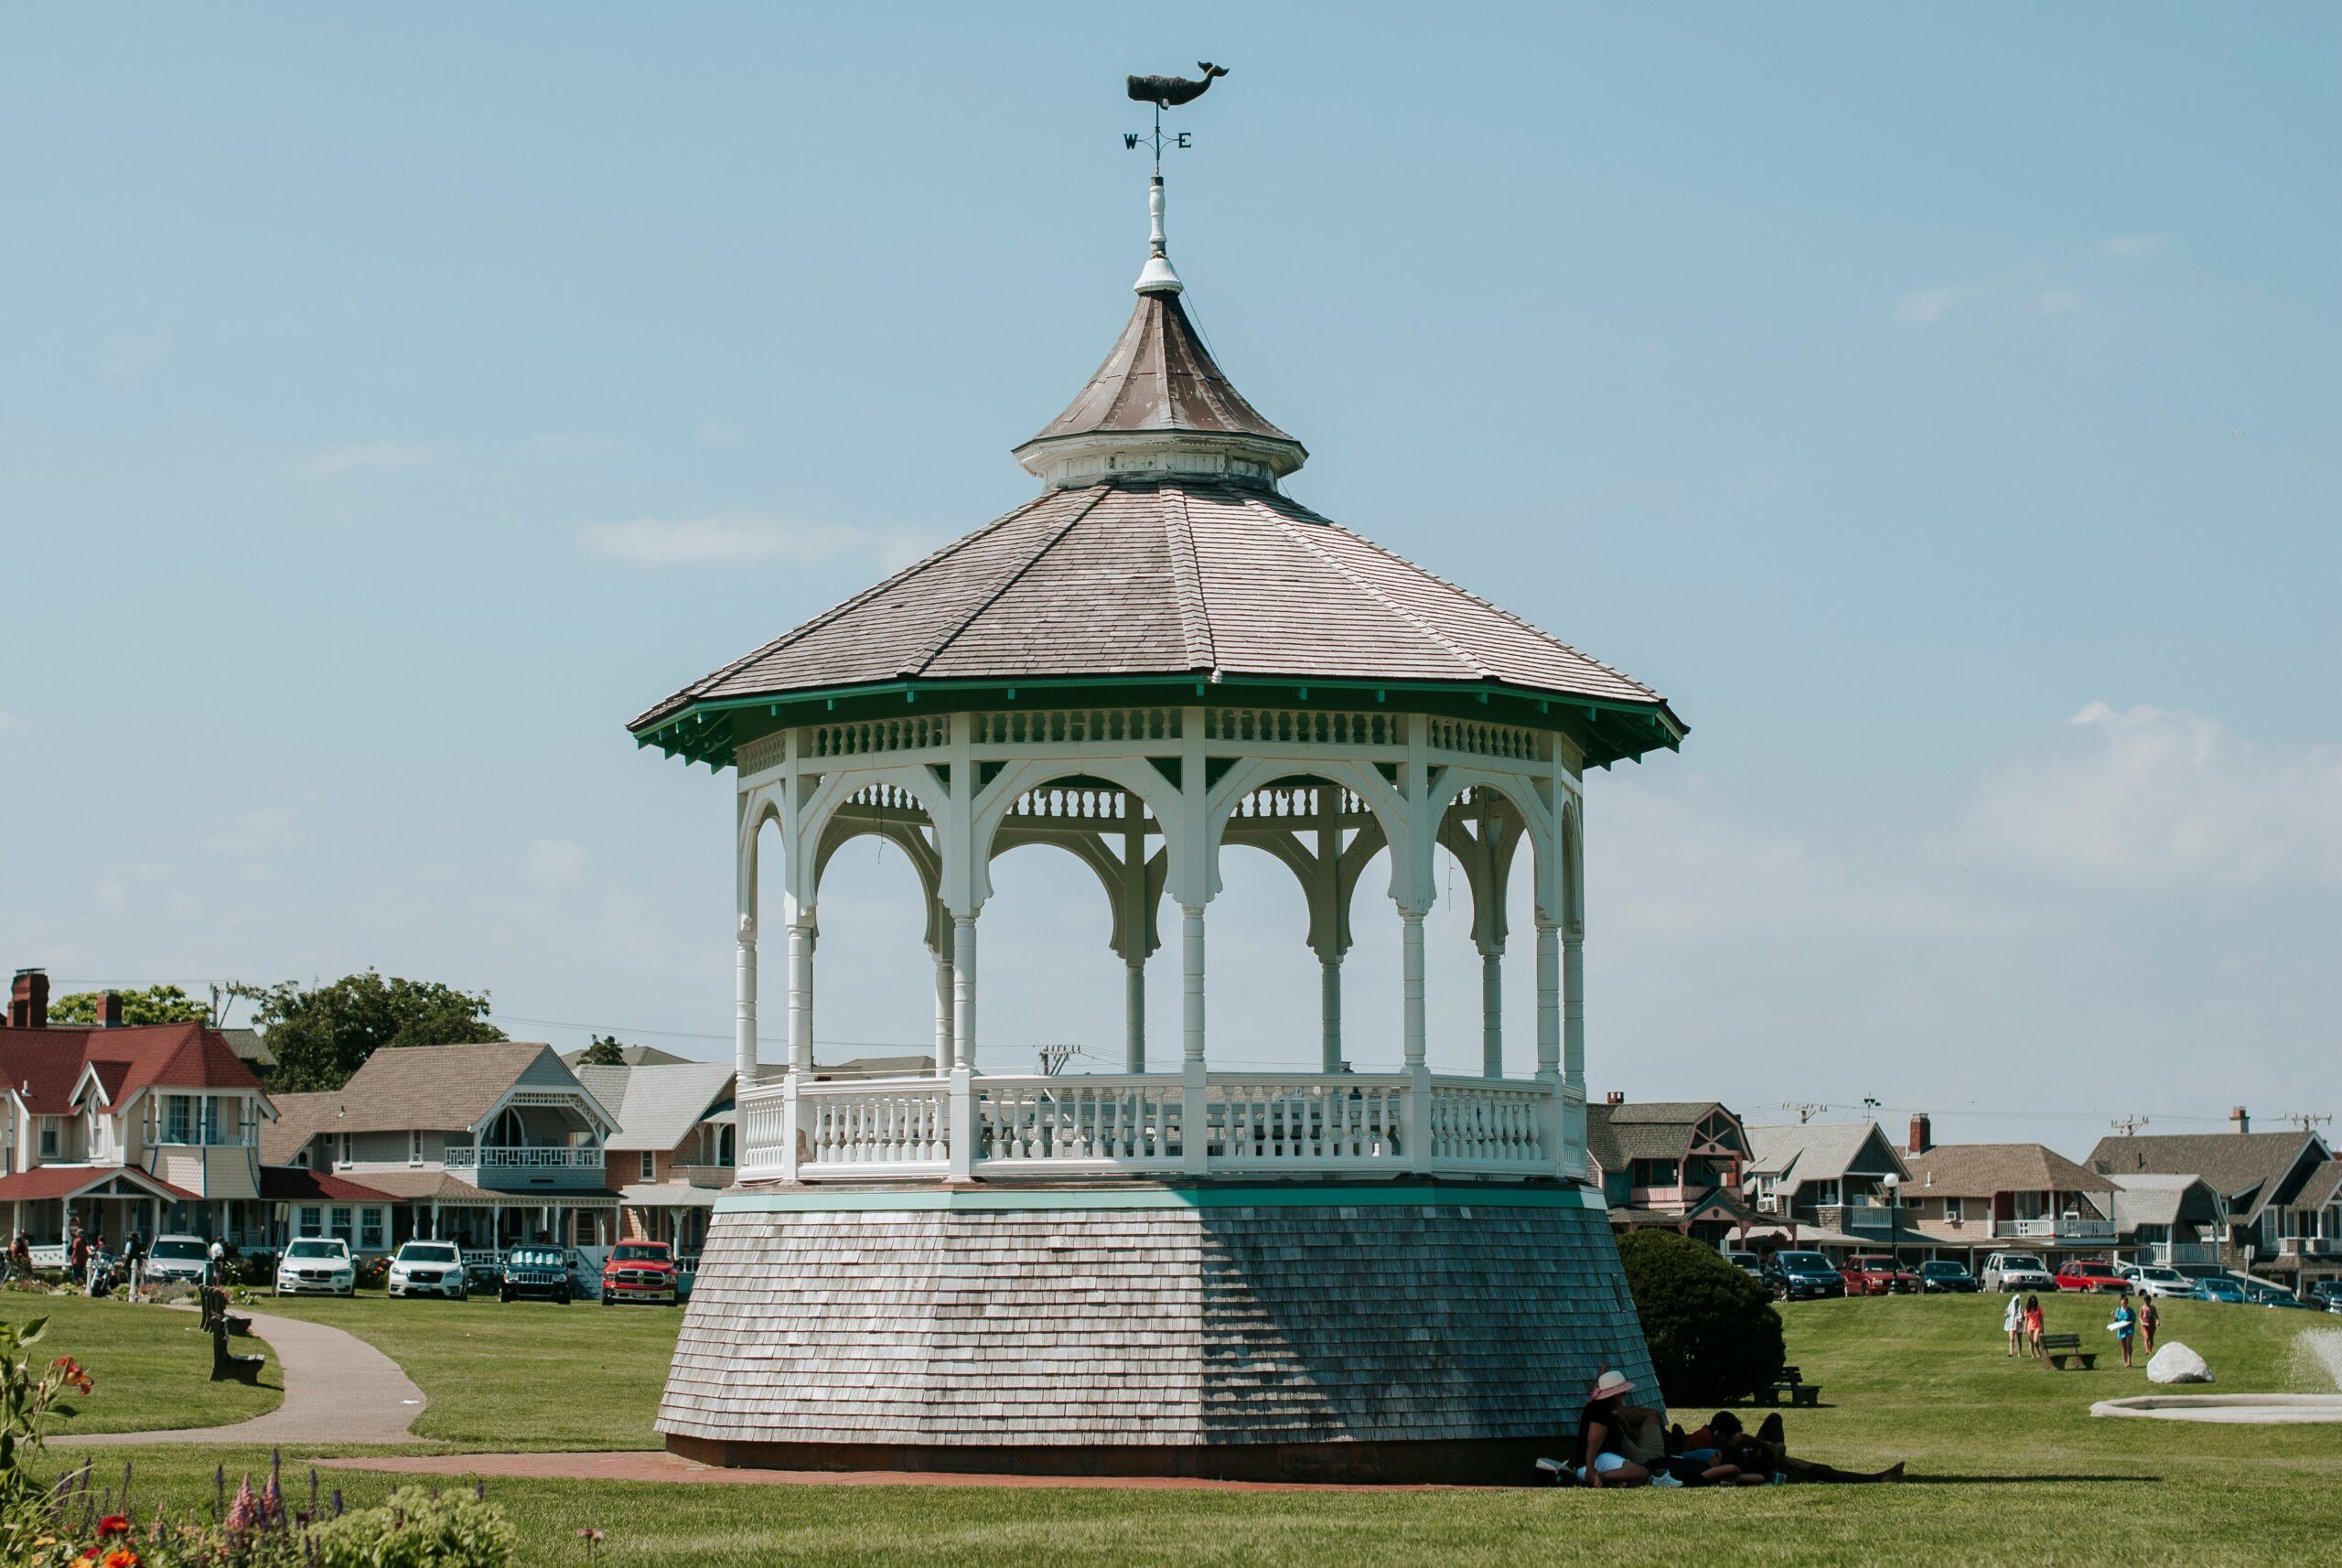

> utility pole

[
  {"left": 1779, "top": 1102, "right": 1827, "bottom": 1125},
  {"left": 2110, "top": 1114, "right": 2151, "bottom": 1137}
]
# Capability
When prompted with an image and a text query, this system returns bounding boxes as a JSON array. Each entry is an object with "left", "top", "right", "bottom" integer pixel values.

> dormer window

[
  {"left": 166, "top": 1096, "right": 194, "bottom": 1144},
  {"left": 38, "top": 1118, "right": 59, "bottom": 1159}
]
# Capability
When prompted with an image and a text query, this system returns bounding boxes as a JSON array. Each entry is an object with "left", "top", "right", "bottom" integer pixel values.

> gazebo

[{"left": 632, "top": 175, "right": 1687, "bottom": 1482}]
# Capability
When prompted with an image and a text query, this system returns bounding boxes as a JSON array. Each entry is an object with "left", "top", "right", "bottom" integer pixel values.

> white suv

[
  {"left": 1982, "top": 1252, "right": 2057, "bottom": 1293},
  {"left": 274, "top": 1238, "right": 356, "bottom": 1296},
  {"left": 387, "top": 1240, "right": 468, "bottom": 1301},
  {"left": 144, "top": 1234, "right": 212, "bottom": 1286}
]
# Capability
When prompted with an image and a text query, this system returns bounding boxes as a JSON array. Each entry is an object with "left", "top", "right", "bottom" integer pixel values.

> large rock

[{"left": 2147, "top": 1342, "right": 2214, "bottom": 1385}]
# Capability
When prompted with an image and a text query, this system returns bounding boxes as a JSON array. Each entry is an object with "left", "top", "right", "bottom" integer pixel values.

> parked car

[
  {"left": 143, "top": 1234, "right": 212, "bottom": 1286},
  {"left": 2239, "top": 1279, "right": 2311, "bottom": 1309},
  {"left": 274, "top": 1238, "right": 355, "bottom": 1297},
  {"left": 1981, "top": 1252, "right": 2057, "bottom": 1294},
  {"left": 1763, "top": 1251, "right": 1846, "bottom": 1302},
  {"left": 1724, "top": 1250, "right": 1763, "bottom": 1281},
  {"left": 2306, "top": 1281, "right": 2342, "bottom": 1310},
  {"left": 601, "top": 1240, "right": 681, "bottom": 1306},
  {"left": 2191, "top": 1275, "right": 2247, "bottom": 1304},
  {"left": 1841, "top": 1254, "right": 1919, "bottom": 1295},
  {"left": 387, "top": 1240, "right": 467, "bottom": 1300},
  {"left": 500, "top": 1244, "right": 575, "bottom": 1305},
  {"left": 1918, "top": 1260, "right": 1980, "bottom": 1294},
  {"left": 2126, "top": 1264, "right": 2195, "bottom": 1299},
  {"left": 2055, "top": 1259, "right": 2129, "bottom": 1294}
]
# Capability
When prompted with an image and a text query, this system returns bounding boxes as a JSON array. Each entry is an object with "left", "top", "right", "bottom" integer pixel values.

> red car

[
  {"left": 1839, "top": 1254, "right": 1919, "bottom": 1295},
  {"left": 600, "top": 1240, "right": 680, "bottom": 1306},
  {"left": 2055, "top": 1259, "right": 2128, "bottom": 1294}
]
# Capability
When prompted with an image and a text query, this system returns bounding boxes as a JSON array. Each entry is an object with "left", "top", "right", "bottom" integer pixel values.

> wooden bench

[
  {"left": 2041, "top": 1332, "right": 2097, "bottom": 1371},
  {"left": 1749, "top": 1365, "right": 1823, "bottom": 1407}
]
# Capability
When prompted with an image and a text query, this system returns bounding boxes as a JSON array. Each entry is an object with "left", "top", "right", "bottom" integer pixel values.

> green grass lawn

[
  {"left": 0, "top": 1292, "right": 281, "bottom": 1434},
  {"left": 21, "top": 1292, "right": 2342, "bottom": 1567},
  {"left": 252, "top": 1291, "right": 681, "bottom": 1449}
]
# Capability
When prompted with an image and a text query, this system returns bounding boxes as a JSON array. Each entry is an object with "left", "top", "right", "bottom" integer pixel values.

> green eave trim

[
  {"left": 629, "top": 673, "right": 1686, "bottom": 774},
  {"left": 714, "top": 1180, "right": 1608, "bottom": 1215}
]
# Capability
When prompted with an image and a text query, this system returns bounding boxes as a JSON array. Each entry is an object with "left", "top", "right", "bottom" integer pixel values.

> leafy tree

[
  {"left": 250, "top": 972, "right": 505, "bottom": 1091},
  {"left": 1616, "top": 1230, "right": 1786, "bottom": 1408},
  {"left": 576, "top": 1034, "right": 628, "bottom": 1067},
  {"left": 48, "top": 984, "right": 209, "bottom": 1026}
]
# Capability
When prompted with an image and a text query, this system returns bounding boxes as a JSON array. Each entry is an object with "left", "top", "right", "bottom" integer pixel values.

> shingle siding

[{"left": 658, "top": 1199, "right": 1653, "bottom": 1451}]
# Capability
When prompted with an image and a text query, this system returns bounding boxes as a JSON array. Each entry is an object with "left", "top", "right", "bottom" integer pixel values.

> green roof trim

[{"left": 628, "top": 672, "right": 1685, "bottom": 774}]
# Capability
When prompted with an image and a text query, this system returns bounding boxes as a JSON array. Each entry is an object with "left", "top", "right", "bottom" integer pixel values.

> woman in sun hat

[{"left": 1574, "top": 1369, "right": 1656, "bottom": 1487}]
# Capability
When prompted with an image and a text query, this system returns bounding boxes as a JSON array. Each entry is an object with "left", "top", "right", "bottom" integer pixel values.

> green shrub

[
  {"left": 1616, "top": 1230, "right": 1786, "bottom": 1408},
  {"left": 309, "top": 1487, "right": 516, "bottom": 1568}
]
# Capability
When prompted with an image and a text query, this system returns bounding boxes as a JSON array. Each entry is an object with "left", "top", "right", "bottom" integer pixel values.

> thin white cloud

[
  {"left": 0, "top": 711, "right": 15, "bottom": 735},
  {"left": 522, "top": 838, "right": 589, "bottom": 894},
  {"left": 1968, "top": 703, "right": 2342, "bottom": 889},
  {"left": 204, "top": 807, "right": 305, "bottom": 860},
  {"left": 578, "top": 510, "right": 869, "bottom": 566},
  {"left": 106, "top": 335, "right": 167, "bottom": 372},
  {"left": 1890, "top": 284, "right": 1983, "bottom": 326},
  {"left": 298, "top": 440, "right": 452, "bottom": 478},
  {"left": 2035, "top": 288, "right": 2088, "bottom": 316},
  {"left": 2100, "top": 234, "right": 2171, "bottom": 258}
]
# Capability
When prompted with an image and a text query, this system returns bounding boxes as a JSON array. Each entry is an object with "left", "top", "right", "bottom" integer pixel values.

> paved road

[{"left": 62, "top": 1310, "right": 426, "bottom": 1447}]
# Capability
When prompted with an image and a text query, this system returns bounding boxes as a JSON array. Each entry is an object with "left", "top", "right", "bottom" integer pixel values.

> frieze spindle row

[
  {"left": 973, "top": 709, "right": 1181, "bottom": 746},
  {"left": 1202, "top": 709, "right": 1400, "bottom": 746}
]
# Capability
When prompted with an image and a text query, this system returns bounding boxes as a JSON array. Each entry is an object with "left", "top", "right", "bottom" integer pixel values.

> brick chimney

[
  {"left": 1605, "top": 1090, "right": 1626, "bottom": 1106},
  {"left": 2230, "top": 1106, "right": 2251, "bottom": 1135},
  {"left": 95, "top": 991, "right": 124, "bottom": 1028},
  {"left": 8, "top": 970, "right": 48, "bottom": 1031},
  {"left": 1908, "top": 1113, "right": 1932, "bottom": 1155}
]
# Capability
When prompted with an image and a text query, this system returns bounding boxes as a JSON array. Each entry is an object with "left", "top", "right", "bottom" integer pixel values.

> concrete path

[
  {"left": 317, "top": 1451, "right": 1466, "bottom": 1492},
  {"left": 62, "top": 1311, "right": 426, "bottom": 1448}
]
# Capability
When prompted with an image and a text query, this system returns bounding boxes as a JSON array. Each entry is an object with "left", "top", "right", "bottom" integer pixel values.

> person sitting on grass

[
  {"left": 1722, "top": 1412, "right": 1906, "bottom": 1484},
  {"left": 1573, "top": 1369, "right": 1655, "bottom": 1487}
]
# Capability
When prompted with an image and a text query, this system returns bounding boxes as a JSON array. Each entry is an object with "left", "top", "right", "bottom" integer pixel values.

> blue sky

[{"left": 4, "top": 5, "right": 2335, "bottom": 1155}]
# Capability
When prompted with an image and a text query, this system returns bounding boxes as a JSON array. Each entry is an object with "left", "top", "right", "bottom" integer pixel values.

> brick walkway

[{"left": 317, "top": 1450, "right": 1477, "bottom": 1492}]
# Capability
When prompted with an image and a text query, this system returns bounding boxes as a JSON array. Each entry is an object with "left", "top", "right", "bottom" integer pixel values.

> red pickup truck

[
  {"left": 2055, "top": 1259, "right": 2129, "bottom": 1294},
  {"left": 1839, "top": 1254, "right": 1919, "bottom": 1295},
  {"left": 600, "top": 1240, "right": 680, "bottom": 1306}
]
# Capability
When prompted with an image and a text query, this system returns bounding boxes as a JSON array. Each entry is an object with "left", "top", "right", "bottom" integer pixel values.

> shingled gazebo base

[{"left": 656, "top": 1182, "right": 1655, "bottom": 1487}]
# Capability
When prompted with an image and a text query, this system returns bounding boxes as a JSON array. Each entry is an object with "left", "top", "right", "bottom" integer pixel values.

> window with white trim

[
  {"left": 639, "top": 1150, "right": 656, "bottom": 1182},
  {"left": 298, "top": 1206, "right": 323, "bottom": 1237},
  {"left": 38, "top": 1119, "right": 58, "bottom": 1159},
  {"left": 1944, "top": 1197, "right": 1965, "bottom": 1224},
  {"left": 360, "top": 1208, "right": 384, "bottom": 1251},
  {"left": 166, "top": 1095, "right": 194, "bottom": 1144},
  {"left": 409, "top": 1130, "right": 424, "bottom": 1166},
  {"left": 329, "top": 1206, "right": 353, "bottom": 1244}
]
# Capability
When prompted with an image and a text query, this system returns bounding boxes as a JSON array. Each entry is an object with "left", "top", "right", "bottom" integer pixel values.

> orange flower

[{"left": 102, "top": 1549, "right": 139, "bottom": 1568}]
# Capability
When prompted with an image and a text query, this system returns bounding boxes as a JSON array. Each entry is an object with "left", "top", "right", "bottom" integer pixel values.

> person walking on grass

[
  {"left": 2139, "top": 1294, "right": 2160, "bottom": 1358},
  {"left": 2111, "top": 1292, "right": 2138, "bottom": 1369},
  {"left": 2023, "top": 1294, "right": 2046, "bottom": 1360},
  {"left": 2004, "top": 1292, "right": 2024, "bottom": 1356}
]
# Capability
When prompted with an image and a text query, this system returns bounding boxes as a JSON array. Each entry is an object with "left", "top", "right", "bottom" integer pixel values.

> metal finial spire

[{"left": 1134, "top": 175, "right": 1182, "bottom": 295}]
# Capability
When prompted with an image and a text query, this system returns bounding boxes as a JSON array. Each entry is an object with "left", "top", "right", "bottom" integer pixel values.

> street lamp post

[{"left": 1882, "top": 1172, "right": 1903, "bottom": 1293}]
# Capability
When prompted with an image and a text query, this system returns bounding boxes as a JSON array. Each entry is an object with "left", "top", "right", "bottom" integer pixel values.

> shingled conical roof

[{"left": 629, "top": 183, "right": 1686, "bottom": 769}]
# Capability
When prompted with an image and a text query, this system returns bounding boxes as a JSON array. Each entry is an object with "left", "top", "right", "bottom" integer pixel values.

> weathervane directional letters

[{"left": 1123, "top": 61, "right": 1225, "bottom": 175}]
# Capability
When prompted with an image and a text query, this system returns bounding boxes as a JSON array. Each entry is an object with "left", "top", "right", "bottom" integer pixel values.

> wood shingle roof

[{"left": 631, "top": 481, "right": 1677, "bottom": 734}]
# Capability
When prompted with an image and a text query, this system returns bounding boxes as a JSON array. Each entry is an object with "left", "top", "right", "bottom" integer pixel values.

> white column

[
  {"left": 735, "top": 914, "right": 758, "bottom": 1090},
  {"left": 1180, "top": 905, "right": 1206, "bottom": 1062},
  {"left": 1319, "top": 958, "right": 1342, "bottom": 1073},
  {"left": 1563, "top": 928, "right": 1585, "bottom": 1099},
  {"left": 1400, "top": 910, "right": 1427, "bottom": 1067},
  {"left": 788, "top": 909, "right": 814, "bottom": 1072},
  {"left": 931, "top": 946, "right": 955, "bottom": 1075},
  {"left": 1480, "top": 946, "right": 1504, "bottom": 1079},
  {"left": 1534, "top": 921, "right": 1561, "bottom": 1079},
  {"left": 1124, "top": 814, "right": 1147, "bottom": 1073},
  {"left": 952, "top": 915, "right": 979, "bottom": 1072}
]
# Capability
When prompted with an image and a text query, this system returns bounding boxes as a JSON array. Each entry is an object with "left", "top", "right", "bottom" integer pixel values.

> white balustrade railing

[
  {"left": 1992, "top": 1217, "right": 2117, "bottom": 1241},
  {"left": 741, "top": 1069, "right": 1563, "bottom": 1183},
  {"left": 441, "top": 1145, "right": 604, "bottom": 1170}
]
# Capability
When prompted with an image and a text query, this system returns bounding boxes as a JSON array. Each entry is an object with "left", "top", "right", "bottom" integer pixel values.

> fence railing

[
  {"left": 2150, "top": 1240, "right": 2219, "bottom": 1267},
  {"left": 441, "top": 1145, "right": 605, "bottom": 1170},
  {"left": 739, "top": 1069, "right": 1567, "bottom": 1183},
  {"left": 1992, "top": 1217, "right": 2117, "bottom": 1241}
]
